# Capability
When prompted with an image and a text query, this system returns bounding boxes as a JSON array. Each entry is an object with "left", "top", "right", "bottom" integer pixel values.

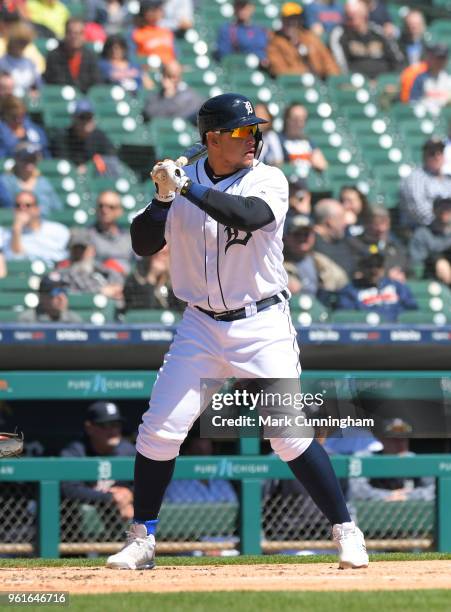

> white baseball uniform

[{"left": 136, "top": 158, "right": 312, "bottom": 462}]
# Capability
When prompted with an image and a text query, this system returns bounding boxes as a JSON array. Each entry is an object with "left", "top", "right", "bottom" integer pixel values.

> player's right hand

[{"left": 151, "top": 161, "right": 176, "bottom": 204}]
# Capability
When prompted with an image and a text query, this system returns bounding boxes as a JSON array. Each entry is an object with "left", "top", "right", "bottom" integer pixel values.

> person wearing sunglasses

[
  {"left": 87, "top": 190, "right": 132, "bottom": 275},
  {"left": 18, "top": 272, "right": 82, "bottom": 323},
  {"left": 107, "top": 93, "right": 369, "bottom": 571},
  {"left": 2, "top": 189, "right": 69, "bottom": 265}
]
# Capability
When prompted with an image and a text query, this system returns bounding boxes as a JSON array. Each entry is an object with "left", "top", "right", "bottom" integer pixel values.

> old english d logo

[{"left": 224, "top": 226, "right": 252, "bottom": 253}]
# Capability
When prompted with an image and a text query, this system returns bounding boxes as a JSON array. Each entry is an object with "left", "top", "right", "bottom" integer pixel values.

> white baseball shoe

[
  {"left": 332, "top": 521, "right": 369, "bottom": 569},
  {"left": 106, "top": 523, "right": 156, "bottom": 570}
]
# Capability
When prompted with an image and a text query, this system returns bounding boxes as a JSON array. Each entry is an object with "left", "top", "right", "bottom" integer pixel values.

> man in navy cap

[
  {"left": 60, "top": 401, "right": 136, "bottom": 524},
  {"left": 50, "top": 98, "right": 118, "bottom": 173}
]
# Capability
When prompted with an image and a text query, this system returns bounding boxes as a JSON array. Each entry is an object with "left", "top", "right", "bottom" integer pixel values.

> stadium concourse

[{"left": 0, "top": 0, "right": 449, "bottom": 326}]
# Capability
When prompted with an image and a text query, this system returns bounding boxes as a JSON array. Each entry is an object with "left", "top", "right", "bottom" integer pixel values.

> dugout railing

[{"left": 0, "top": 453, "right": 451, "bottom": 558}]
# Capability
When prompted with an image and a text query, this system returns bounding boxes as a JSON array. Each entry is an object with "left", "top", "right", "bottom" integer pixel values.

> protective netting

[
  {"left": 0, "top": 483, "right": 37, "bottom": 546},
  {"left": 0, "top": 477, "right": 436, "bottom": 554}
]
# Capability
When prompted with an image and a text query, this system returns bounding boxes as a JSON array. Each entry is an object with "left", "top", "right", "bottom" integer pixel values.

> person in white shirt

[{"left": 2, "top": 190, "right": 69, "bottom": 265}]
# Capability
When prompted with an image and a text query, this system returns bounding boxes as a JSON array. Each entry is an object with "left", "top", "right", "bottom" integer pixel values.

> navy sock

[
  {"left": 287, "top": 440, "right": 351, "bottom": 525},
  {"left": 133, "top": 452, "right": 176, "bottom": 522}
]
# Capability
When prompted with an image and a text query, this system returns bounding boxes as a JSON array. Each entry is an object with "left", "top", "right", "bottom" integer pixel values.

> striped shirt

[{"left": 399, "top": 167, "right": 451, "bottom": 227}]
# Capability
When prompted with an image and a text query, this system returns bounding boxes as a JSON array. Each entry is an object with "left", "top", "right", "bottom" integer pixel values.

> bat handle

[{"left": 175, "top": 156, "right": 188, "bottom": 167}]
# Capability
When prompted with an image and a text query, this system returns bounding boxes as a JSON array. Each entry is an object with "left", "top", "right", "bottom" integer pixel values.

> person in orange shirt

[{"left": 132, "top": 0, "right": 176, "bottom": 64}]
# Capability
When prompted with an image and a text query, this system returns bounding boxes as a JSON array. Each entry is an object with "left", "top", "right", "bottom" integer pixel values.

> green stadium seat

[
  {"left": 0, "top": 309, "right": 26, "bottom": 322},
  {"left": 5, "top": 260, "right": 48, "bottom": 276},
  {"left": 290, "top": 294, "right": 330, "bottom": 324},
  {"left": 330, "top": 310, "right": 384, "bottom": 324},
  {"left": 0, "top": 208, "right": 14, "bottom": 225},
  {"left": 0, "top": 292, "right": 38, "bottom": 309},
  {"left": 415, "top": 296, "right": 450, "bottom": 312},
  {"left": 0, "top": 276, "right": 40, "bottom": 292},
  {"left": 122, "top": 309, "right": 182, "bottom": 325},
  {"left": 397, "top": 311, "right": 448, "bottom": 325},
  {"left": 407, "top": 280, "right": 451, "bottom": 300},
  {"left": 47, "top": 209, "right": 92, "bottom": 226}
]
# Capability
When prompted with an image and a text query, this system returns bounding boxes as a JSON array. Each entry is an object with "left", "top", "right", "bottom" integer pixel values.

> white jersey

[{"left": 165, "top": 158, "right": 289, "bottom": 311}]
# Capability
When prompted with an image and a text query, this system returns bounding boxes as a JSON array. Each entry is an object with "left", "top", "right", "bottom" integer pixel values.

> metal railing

[{"left": 1, "top": 453, "right": 450, "bottom": 557}]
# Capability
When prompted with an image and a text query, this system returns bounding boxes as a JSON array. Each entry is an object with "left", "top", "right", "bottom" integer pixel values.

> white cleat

[
  {"left": 106, "top": 523, "right": 156, "bottom": 570},
  {"left": 332, "top": 521, "right": 369, "bottom": 569}
]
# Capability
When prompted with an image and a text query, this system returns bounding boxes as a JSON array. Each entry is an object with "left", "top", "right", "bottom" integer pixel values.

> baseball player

[{"left": 106, "top": 93, "right": 368, "bottom": 570}]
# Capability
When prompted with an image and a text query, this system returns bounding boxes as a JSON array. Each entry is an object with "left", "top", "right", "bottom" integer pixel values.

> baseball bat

[{"left": 175, "top": 142, "right": 208, "bottom": 167}]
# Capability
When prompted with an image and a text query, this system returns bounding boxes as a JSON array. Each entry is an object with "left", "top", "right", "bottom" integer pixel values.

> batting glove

[
  {"left": 152, "top": 160, "right": 190, "bottom": 195},
  {"left": 151, "top": 162, "right": 176, "bottom": 203}
]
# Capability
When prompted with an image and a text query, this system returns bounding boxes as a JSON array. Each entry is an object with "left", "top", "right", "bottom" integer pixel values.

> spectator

[
  {"left": 56, "top": 227, "right": 124, "bottom": 299},
  {"left": 254, "top": 102, "right": 284, "bottom": 167},
  {"left": 279, "top": 103, "right": 328, "bottom": 177},
  {"left": 26, "top": 0, "right": 70, "bottom": 39},
  {"left": 267, "top": 1, "right": 340, "bottom": 79},
  {"left": 398, "top": 9, "right": 427, "bottom": 66},
  {"left": 18, "top": 272, "right": 82, "bottom": 322},
  {"left": 313, "top": 198, "right": 358, "bottom": 278},
  {"left": 286, "top": 176, "right": 312, "bottom": 218},
  {"left": 0, "top": 141, "right": 62, "bottom": 215},
  {"left": 303, "top": 0, "right": 344, "bottom": 38},
  {"left": 99, "top": 34, "right": 152, "bottom": 93},
  {"left": 143, "top": 59, "right": 204, "bottom": 123},
  {"left": 284, "top": 213, "right": 348, "bottom": 296},
  {"left": 88, "top": 190, "right": 132, "bottom": 275},
  {"left": 0, "top": 248, "right": 5, "bottom": 277},
  {"left": 160, "top": 0, "right": 193, "bottom": 36},
  {"left": 0, "top": 21, "right": 41, "bottom": 97},
  {"left": 443, "top": 119, "right": 451, "bottom": 176},
  {"left": 51, "top": 98, "right": 119, "bottom": 175},
  {"left": 164, "top": 437, "right": 237, "bottom": 504},
  {"left": 124, "top": 245, "right": 182, "bottom": 311},
  {"left": 1, "top": 190, "right": 69, "bottom": 264},
  {"left": 409, "top": 198, "right": 451, "bottom": 285},
  {"left": 351, "top": 206, "right": 409, "bottom": 282},
  {"left": 132, "top": 0, "right": 176, "bottom": 64},
  {"left": 85, "top": 0, "right": 131, "bottom": 36},
  {"left": 0, "top": 94, "right": 49, "bottom": 156},
  {"left": 339, "top": 185, "right": 371, "bottom": 238},
  {"left": 329, "top": 0, "right": 404, "bottom": 80},
  {"left": 0, "top": 11, "right": 45, "bottom": 73},
  {"left": 216, "top": 0, "right": 268, "bottom": 64},
  {"left": 400, "top": 138, "right": 451, "bottom": 229},
  {"left": 335, "top": 252, "right": 417, "bottom": 321},
  {"left": 408, "top": 44, "right": 451, "bottom": 116},
  {"left": 43, "top": 17, "right": 102, "bottom": 93},
  {"left": 348, "top": 418, "right": 435, "bottom": 502},
  {"left": 0, "top": 70, "right": 14, "bottom": 97},
  {"left": 60, "top": 401, "right": 135, "bottom": 523},
  {"left": 363, "top": 0, "right": 395, "bottom": 39}
]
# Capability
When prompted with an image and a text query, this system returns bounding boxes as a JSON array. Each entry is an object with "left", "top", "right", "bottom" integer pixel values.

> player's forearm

[
  {"left": 182, "top": 182, "right": 275, "bottom": 231},
  {"left": 130, "top": 201, "right": 168, "bottom": 256}
]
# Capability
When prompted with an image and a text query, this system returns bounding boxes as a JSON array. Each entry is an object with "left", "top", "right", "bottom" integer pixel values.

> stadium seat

[
  {"left": 4, "top": 260, "right": 48, "bottom": 277},
  {"left": 397, "top": 311, "right": 448, "bottom": 325},
  {"left": 122, "top": 309, "right": 182, "bottom": 325},
  {"left": 0, "top": 276, "right": 40, "bottom": 292},
  {"left": 330, "top": 310, "right": 384, "bottom": 324}
]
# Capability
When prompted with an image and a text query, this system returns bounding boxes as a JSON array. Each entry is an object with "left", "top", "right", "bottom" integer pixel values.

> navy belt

[{"left": 195, "top": 290, "right": 290, "bottom": 322}]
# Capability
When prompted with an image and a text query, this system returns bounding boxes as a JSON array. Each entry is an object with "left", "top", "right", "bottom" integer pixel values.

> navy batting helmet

[{"left": 197, "top": 93, "right": 268, "bottom": 141}]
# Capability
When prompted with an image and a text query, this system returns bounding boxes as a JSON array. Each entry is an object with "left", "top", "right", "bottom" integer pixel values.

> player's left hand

[{"left": 152, "top": 159, "right": 190, "bottom": 194}]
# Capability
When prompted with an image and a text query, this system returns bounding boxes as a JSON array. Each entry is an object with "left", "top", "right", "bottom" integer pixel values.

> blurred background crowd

[{"left": 0, "top": 0, "right": 450, "bottom": 326}]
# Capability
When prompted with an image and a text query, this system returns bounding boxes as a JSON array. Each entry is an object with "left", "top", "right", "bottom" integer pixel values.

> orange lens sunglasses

[{"left": 223, "top": 125, "right": 258, "bottom": 138}]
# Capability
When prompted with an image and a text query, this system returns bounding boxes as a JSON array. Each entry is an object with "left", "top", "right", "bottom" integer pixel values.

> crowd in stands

[{"left": 0, "top": 0, "right": 449, "bottom": 325}]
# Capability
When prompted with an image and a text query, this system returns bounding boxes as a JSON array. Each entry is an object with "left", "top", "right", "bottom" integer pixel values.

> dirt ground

[{"left": 1, "top": 561, "right": 451, "bottom": 594}]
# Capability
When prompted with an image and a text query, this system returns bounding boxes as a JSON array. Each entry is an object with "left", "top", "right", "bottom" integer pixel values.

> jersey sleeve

[{"left": 240, "top": 165, "right": 288, "bottom": 229}]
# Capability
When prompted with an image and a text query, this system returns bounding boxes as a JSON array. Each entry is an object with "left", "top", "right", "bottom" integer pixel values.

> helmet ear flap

[{"left": 254, "top": 127, "right": 263, "bottom": 159}]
